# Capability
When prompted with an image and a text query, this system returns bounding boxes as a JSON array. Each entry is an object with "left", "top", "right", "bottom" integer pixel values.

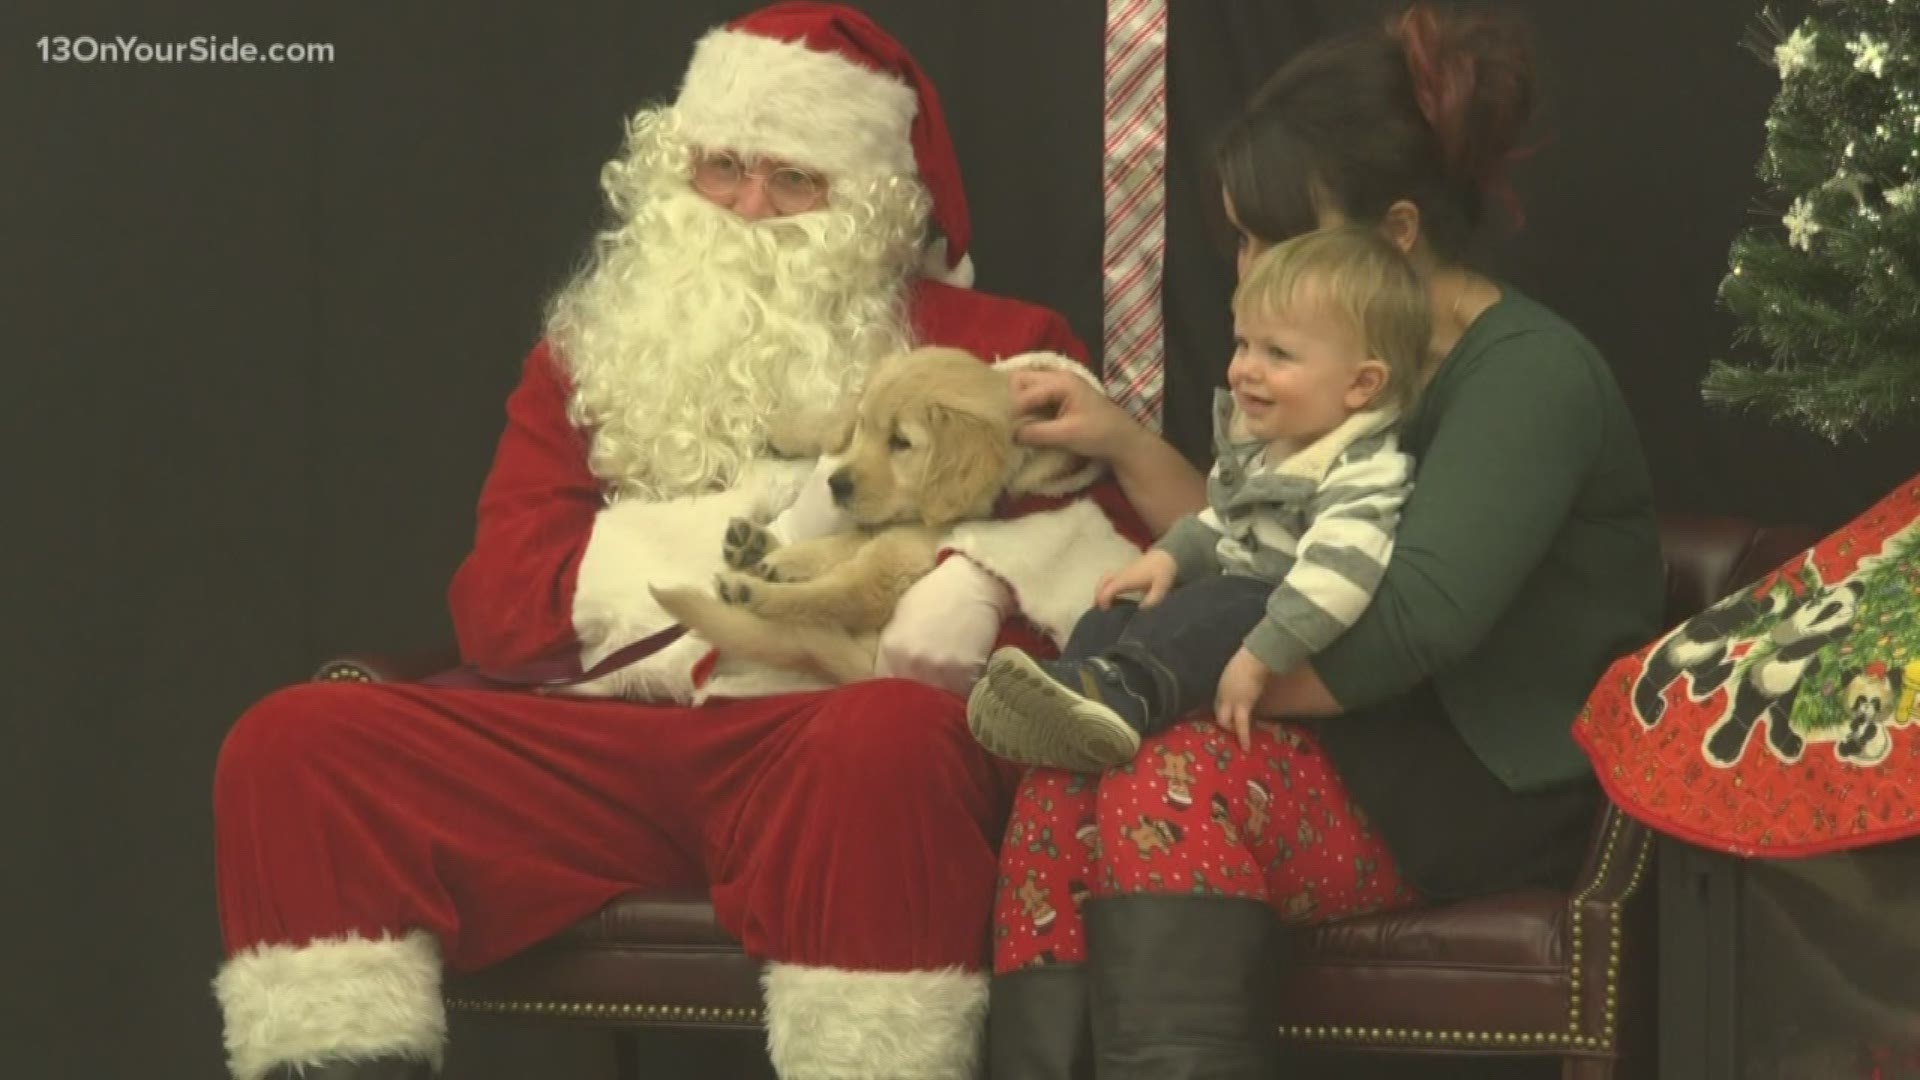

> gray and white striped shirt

[{"left": 1156, "top": 389, "right": 1414, "bottom": 674}]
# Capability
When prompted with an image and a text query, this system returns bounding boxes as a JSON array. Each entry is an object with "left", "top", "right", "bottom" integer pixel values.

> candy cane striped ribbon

[{"left": 1102, "top": 0, "right": 1168, "bottom": 430}]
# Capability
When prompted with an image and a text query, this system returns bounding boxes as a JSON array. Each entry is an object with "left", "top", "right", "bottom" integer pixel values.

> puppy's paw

[
  {"left": 715, "top": 572, "right": 756, "bottom": 607},
  {"left": 756, "top": 544, "right": 824, "bottom": 584},
  {"left": 723, "top": 517, "right": 775, "bottom": 571}
]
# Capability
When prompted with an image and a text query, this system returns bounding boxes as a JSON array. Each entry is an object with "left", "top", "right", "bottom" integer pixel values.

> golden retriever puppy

[{"left": 651, "top": 346, "right": 1077, "bottom": 684}]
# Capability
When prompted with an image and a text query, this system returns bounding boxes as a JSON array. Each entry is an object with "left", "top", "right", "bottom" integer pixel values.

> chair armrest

[
  {"left": 313, "top": 647, "right": 465, "bottom": 685},
  {"left": 1569, "top": 800, "right": 1651, "bottom": 905},
  {"left": 1561, "top": 799, "right": 1658, "bottom": 1060}
]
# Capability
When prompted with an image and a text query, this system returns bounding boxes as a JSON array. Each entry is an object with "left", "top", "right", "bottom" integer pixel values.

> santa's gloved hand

[
  {"left": 766, "top": 455, "right": 850, "bottom": 544},
  {"left": 876, "top": 556, "right": 1014, "bottom": 695}
]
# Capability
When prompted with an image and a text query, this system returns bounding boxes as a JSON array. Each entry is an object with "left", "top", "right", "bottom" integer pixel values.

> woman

[{"left": 988, "top": 6, "right": 1665, "bottom": 1077}]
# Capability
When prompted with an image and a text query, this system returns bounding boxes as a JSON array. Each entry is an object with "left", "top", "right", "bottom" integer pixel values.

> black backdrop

[{"left": 7, "top": 2, "right": 1917, "bottom": 1078}]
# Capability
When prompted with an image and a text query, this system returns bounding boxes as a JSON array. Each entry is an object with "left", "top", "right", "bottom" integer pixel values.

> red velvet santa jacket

[{"left": 448, "top": 279, "right": 1150, "bottom": 702}]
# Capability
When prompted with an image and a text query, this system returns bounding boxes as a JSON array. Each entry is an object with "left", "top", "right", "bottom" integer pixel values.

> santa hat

[{"left": 673, "top": 2, "right": 974, "bottom": 288}]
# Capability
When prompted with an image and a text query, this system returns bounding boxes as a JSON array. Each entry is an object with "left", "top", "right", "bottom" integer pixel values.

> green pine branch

[{"left": 1709, "top": 0, "right": 1920, "bottom": 440}]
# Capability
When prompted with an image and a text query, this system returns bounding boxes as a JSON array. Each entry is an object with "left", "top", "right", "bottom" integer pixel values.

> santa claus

[{"left": 211, "top": 4, "right": 1143, "bottom": 1079}]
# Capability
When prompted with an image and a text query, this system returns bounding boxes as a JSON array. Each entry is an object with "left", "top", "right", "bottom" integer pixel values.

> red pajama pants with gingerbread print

[{"left": 992, "top": 718, "right": 1419, "bottom": 971}]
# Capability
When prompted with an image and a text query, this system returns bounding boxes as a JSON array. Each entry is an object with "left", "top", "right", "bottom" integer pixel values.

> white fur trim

[
  {"left": 921, "top": 243, "right": 974, "bottom": 288},
  {"left": 993, "top": 350, "right": 1102, "bottom": 388},
  {"left": 943, "top": 499, "right": 1142, "bottom": 646},
  {"left": 676, "top": 29, "right": 918, "bottom": 182},
  {"left": 213, "top": 930, "right": 443, "bottom": 1080},
  {"left": 700, "top": 652, "right": 838, "bottom": 702},
  {"left": 762, "top": 963, "right": 987, "bottom": 1080},
  {"left": 992, "top": 352, "right": 1108, "bottom": 496},
  {"left": 571, "top": 458, "right": 824, "bottom": 701}
]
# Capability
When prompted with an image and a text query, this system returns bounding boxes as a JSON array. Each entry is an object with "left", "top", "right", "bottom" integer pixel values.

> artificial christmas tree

[{"left": 1707, "top": 0, "right": 1920, "bottom": 440}]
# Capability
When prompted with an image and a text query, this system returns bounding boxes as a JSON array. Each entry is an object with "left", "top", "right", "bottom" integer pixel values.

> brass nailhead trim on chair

[
  {"left": 316, "top": 664, "right": 375, "bottom": 683},
  {"left": 1280, "top": 810, "right": 1652, "bottom": 1058},
  {"left": 404, "top": 693, "right": 1649, "bottom": 1057},
  {"left": 446, "top": 997, "right": 765, "bottom": 1025}
]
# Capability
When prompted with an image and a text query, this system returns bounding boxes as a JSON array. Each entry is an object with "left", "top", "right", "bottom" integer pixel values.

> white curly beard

[{"left": 545, "top": 110, "right": 924, "bottom": 505}]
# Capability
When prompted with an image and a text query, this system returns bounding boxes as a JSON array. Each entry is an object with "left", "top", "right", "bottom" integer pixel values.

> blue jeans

[{"left": 1062, "top": 572, "right": 1271, "bottom": 734}]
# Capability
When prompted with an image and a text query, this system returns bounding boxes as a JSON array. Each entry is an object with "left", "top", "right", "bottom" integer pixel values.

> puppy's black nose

[{"left": 828, "top": 468, "right": 853, "bottom": 505}]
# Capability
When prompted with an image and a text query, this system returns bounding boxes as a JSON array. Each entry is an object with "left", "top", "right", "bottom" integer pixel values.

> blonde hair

[{"left": 1231, "top": 227, "right": 1430, "bottom": 414}]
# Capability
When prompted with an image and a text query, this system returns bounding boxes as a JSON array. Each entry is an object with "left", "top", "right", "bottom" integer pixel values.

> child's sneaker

[{"left": 966, "top": 648, "right": 1149, "bottom": 771}]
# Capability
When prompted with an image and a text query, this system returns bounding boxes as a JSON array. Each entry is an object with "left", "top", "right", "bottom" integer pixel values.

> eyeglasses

[{"left": 690, "top": 150, "right": 828, "bottom": 213}]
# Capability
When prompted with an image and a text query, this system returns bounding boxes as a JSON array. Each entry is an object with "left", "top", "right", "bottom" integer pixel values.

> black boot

[
  {"left": 266, "top": 1057, "right": 433, "bottom": 1079},
  {"left": 989, "top": 964, "right": 1093, "bottom": 1079},
  {"left": 1087, "top": 896, "right": 1280, "bottom": 1080}
]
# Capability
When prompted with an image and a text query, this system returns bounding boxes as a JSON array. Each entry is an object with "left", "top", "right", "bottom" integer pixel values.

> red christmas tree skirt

[{"left": 1574, "top": 473, "right": 1920, "bottom": 857}]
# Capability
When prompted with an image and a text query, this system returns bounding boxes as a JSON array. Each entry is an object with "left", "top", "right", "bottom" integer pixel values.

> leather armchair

[{"left": 315, "top": 514, "right": 1817, "bottom": 1079}]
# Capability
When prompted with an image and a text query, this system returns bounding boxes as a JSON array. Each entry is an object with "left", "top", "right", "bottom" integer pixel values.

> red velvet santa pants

[
  {"left": 216, "top": 677, "right": 1017, "bottom": 974},
  {"left": 991, "top": 720, "right": 1419, "bottom": 972}
]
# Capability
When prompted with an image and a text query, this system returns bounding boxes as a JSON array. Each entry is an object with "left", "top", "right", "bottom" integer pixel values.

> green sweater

[{"left": 1309, "top": 289, "right": 1664, "bottom": 793}]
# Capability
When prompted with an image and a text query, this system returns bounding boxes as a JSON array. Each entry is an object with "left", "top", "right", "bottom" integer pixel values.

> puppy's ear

[
  {"left": 768, "top": 411, "right": 822, "bottom": 458},
  {"left": 820, "top": 403, "right": 857, "bottom": 457},
  {"left": 1006, "top": 446, "right": 1081, "bottom": 496},
  {"left": 768, "top": 400, "right": 858, "bottom": 458},
  {"left": 919, "top": 402, "right": 1013, "bottom": 528}
]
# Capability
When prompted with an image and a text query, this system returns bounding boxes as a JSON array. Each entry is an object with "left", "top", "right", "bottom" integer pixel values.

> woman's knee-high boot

[
  {"left": 1087, "top": 897, "right": 1280, "bottom": 1080},
  {"left": 989, "top": 964, "right": 1093, "bottom": 1079}
]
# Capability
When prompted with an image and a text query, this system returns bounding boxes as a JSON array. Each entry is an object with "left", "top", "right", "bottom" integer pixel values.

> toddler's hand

[
  {"left": 1095, "top": 549, "right": 1177, "bottom": 609},
  {"left": 1214, "top": 647, "right": 1271, "bottom": 751}
]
